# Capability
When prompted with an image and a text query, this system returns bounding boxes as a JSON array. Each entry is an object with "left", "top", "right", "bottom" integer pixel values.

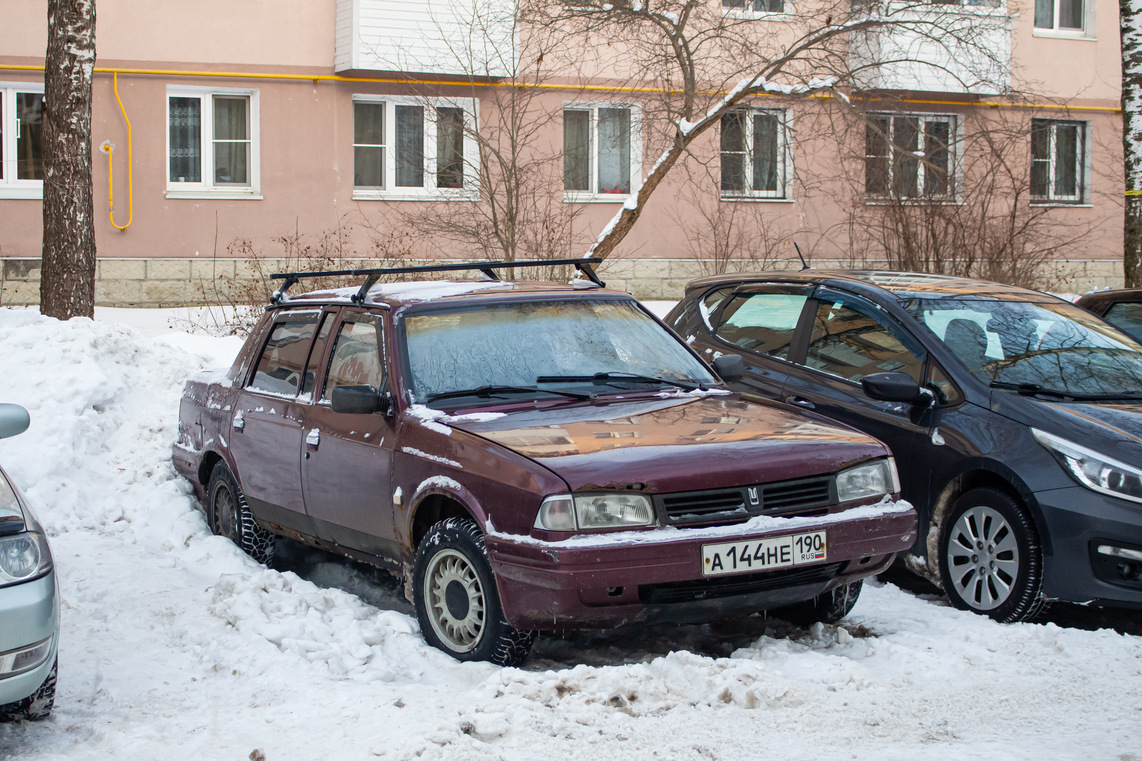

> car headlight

[
  {"left": 1032, "top": 429, "right": 1142, "bottom": 505},
  {"left": 0, "top": 531, "right": 53, "bottom": 588},
  {"left": 836, "top": 458, "right": 900, "bottom": 503},
  {"left": 534, "top": 493, "right": 655, "bottom": 531}
]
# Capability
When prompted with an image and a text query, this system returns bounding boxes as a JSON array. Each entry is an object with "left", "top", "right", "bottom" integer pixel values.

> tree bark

[
  {"left": 1123, "top": 0, "right": 1142, "bottom": 288},
  {"left": 40, "top": 0, "right": 97, "bottom": 320}
]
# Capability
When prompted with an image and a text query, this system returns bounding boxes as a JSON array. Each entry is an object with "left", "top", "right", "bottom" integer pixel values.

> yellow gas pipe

[{"left": 101, "top": 71, "right": 133, "bottom": 231}]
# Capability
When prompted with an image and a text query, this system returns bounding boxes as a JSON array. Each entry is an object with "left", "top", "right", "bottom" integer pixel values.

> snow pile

[{"left": 0, "top": 309, "right": 1139, "bottom": 761}]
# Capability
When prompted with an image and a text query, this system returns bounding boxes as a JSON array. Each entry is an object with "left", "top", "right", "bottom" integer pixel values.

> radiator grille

[{"left": 657, "top": 475, "right": 835, "bottom": 527}]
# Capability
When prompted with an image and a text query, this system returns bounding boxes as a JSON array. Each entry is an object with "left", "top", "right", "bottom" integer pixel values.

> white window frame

[
  {"left": 719, "top": 106, "right": 793, "bottom": 202},
  {"left": 0, "top": 83, "right": 45, "bottom": 200},
  {"left": 865, "top": 112, "right": 961, "bottom": 204},
  {"left": 721, "top": 0, "right": 792, "bottom": 18},
  {"left": 165, "top": 86, "right": 261, "bottom": 199},
  {"left": 351, "top": 95, "right": 480, "bottom": 201},
  {"left": 1032, "top": 0, "right": 1094, "bottom": 39},
  {"left": 1030, "top": 118, "right": 1090, "bottom": 206},
  {"left": 562, "top": 102, "right": 642, "bottom": 203}
]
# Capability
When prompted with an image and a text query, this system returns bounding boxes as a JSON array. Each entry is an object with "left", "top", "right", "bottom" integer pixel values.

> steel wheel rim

[
  {"left": 423, "top": 548, "right": 486, "bottom": 653},
  {"left": 212, "top": 484, "right": 238, "bottom": 541},
  {"left": 946, "top": 505, "right": 1021, "bottom": 611}
]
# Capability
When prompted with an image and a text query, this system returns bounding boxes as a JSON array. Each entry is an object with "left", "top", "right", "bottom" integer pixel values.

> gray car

[{"left": 0, "top": 404, "right": 58, "bottom": 721}]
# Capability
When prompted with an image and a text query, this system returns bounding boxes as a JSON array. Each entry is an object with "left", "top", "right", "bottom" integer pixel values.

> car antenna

[{"left": 793, "top": 242, "right": 811, "bottom": 271}]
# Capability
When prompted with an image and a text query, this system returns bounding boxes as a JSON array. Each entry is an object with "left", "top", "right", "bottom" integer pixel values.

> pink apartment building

[{"left": 0, "top": 0, "right": 1125, "bottom": 305}]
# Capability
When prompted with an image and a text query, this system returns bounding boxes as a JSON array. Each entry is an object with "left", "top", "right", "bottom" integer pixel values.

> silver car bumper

[{"left": 0, "top": 570, "right": 59, "bottom": 705}]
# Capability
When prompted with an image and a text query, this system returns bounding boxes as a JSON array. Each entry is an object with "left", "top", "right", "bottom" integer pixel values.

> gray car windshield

[
  {"left": 404, "top": 299, "right": 717, "bottom": 405},
  {"left": 910, "top": 297, "right": 1142, "bottom": 397}
]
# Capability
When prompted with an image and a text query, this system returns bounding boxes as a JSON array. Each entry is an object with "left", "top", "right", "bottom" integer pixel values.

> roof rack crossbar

[{"left": 268, "top": 258, "right": 605, "bottom": 303}]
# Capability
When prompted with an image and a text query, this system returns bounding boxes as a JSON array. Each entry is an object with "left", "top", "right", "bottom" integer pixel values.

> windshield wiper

[
  {"left": 989, "top": 381, "right": 1142, "bottom": 402},
  {"left": 536, "top": 372, "right": 706, "bottom": 391},
  {"left": 425, "top": 385, "right": 594, "bottom": 403}
]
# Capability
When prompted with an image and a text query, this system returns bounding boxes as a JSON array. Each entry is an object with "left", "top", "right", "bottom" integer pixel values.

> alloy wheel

[{"left": 944, "top": 504, "right": 1021, "bottom": 611}]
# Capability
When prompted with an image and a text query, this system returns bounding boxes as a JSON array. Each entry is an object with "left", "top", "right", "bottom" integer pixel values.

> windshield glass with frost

[
  {"left": 403, "top": 299, "right": 717, "bottom": 404},
  {"left": 910, "top": 297, "right": 1142, "bottom": 396}
]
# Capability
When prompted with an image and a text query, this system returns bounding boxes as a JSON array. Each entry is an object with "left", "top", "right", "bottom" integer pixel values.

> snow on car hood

[{"left": 443, "top": 395, "right": 889, "bottom": 493}]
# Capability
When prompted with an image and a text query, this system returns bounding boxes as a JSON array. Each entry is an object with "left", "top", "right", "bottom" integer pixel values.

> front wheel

[
  {"left": 939, "top": 487, "right": 1044, "bottom": 622},
  {"left": 771, "top": 579, "right": 863, "bottom": 626},
  {"left": 412, "top": 518, "right": 535, "bottom": 666},
  {"left": 0, "top": 658, "right": 56, "bottom": 722}
]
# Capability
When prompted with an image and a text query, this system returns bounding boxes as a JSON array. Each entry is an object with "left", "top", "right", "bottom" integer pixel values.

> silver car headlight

[
  {"left": 1033, "top": 429, "right": 1142, "bottom": 505},
  {"left": 836, "top": 458, "right": 900, "bottom": 503},
  {"left": 0, "top": 531, "right": 53, "bottom": 588},
  {"left": 535, "top": 493, "right": 655, "bottom": 531}
]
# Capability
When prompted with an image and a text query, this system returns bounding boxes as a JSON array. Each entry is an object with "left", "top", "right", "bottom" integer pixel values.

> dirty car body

[{"left": 174, "top": 264, "right": 915, "bottom": 664}]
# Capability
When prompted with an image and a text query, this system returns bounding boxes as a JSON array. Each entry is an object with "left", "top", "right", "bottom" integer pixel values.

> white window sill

[
  {"left": 0, "top": 187, "right": 43, "bottom": 200},
  {"left": 1032, "top": 29, "right": 1095, "bottom": 41},
  {"left": 1030, "top": 201, "right": 1091, "bottom": 208},
  {"left": 721, "top": 10, "right": 794, "bottom": 21},
  {"left": 353, "top": 191, "right": 478, "bottom": 202},
  {"left": 720, "top": 195, "right": 794, "bottom": 203},
  {"left": 864, "top": 197, "right": 962, "bottom": 206},
  {"left": 165, "top": 190, "right": 263, "bottom": 200},
  {"left": 563, "top": 192, "right": 632, "bottom": 204}
]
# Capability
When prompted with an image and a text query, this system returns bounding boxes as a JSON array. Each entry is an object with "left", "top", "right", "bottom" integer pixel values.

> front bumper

[
  {"left": 1036, "top": 485, "right": 1142, "bottom": 607},
  {"left": 486, "top": 503, "right": 917, "bottom": 630},
  {"left": 0, "top": 570, "right": 59, "bottom": 706}
]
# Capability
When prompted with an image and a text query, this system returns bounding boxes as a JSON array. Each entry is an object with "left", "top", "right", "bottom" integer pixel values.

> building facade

[{"left": 0, "top": 0, "right": 1125, "bottom": 305}]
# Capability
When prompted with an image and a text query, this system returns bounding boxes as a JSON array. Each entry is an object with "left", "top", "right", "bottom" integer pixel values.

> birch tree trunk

[
  {"left": 40, "top": 0, "right": 97, "bottom": 320},
  {"left": 1123, "top": 0, "right": 1142, "bottom": 288}
]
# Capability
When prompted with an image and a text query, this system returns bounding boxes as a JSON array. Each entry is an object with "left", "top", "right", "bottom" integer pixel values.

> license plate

[{"left": 702, "top": 531, "right": 827, "bottom": 577}]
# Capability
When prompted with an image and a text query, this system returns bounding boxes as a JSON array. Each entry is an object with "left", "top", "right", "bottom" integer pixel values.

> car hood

[
  {"left": 445, "top": 394, "right": 889, "bottom": 493},
  {"left": 994, "top": 394, "right": 1142, "bottom": 460}
]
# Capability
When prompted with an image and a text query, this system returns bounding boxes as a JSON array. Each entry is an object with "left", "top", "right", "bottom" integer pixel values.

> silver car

[{"left": 0, "top": 404, "right": 57, "bottom": 721}]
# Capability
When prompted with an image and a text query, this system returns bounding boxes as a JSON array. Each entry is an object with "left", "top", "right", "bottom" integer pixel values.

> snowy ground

[{"left": 0, "top": 306, "right": 1140, "bottom": 761}]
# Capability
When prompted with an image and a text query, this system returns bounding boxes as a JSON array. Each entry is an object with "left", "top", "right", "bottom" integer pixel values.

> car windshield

[
  {"left": 403, "top": 298, "right": 717, "bottom": 405},
  {"left": 910, "top": 297, "right": 1142, "bottom": 397}
]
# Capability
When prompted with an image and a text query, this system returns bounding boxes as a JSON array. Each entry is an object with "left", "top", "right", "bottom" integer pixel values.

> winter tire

[
  {"left": 206, "top": 462, "right": 276, "bottom": 566},
  {"left": 0, "top": 658, "right": 56, "bottom": 722},
  {"left": 772, "top": 579, "right": 863, "bottom": 626},
  {"left": 939, "top": 487, "right": 1044, "bottom": 623},
  {"left": 412, "top": 517, "right": 535, "bottom": 666}
]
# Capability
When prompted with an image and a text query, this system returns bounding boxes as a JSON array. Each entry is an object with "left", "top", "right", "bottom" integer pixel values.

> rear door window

[
  {"left": 248, "top": 312, "right": 321, "bottom": 397},
  {"left": 1104, "top": 302, "right": 1142, "bottom": 342},
  {"left": 714, "top": 290, "right": 809, "bottom": 360}
]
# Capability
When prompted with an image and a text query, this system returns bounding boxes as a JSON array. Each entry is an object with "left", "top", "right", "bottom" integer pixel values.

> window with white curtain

[
  {"left": 167, "top": 87, "right": 259, "bottom": 197},
  {"left": 720, "top": 107, "right": 791, "bottom": 200},
  {"left": 563, "top": 103, "right": 641, "bottom": 200},
  {"left": 0, "top": 83, "right": 45, "bottom": 199}
]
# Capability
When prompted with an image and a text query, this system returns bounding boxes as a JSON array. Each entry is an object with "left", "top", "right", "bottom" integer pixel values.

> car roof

[
  {"left": 685, "top": 269, "right": 1056, "bottom": 302},
  {"left": 272, "top": 279, "right": 630, "bottom": 311},
  {"left": 1075, "top": 288, "right": 1142, "bottom": 306}
]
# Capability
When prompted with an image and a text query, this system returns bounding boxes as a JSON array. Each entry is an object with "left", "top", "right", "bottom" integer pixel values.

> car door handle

[
  {"left": 232, "top": 411, "right": 245, "bottom": 431},
  {"left": 785, "top": 396, "right": 816, "bottom": 410},
  {"left": 306, "top": 428, "right": 320, "bottom": 448}
]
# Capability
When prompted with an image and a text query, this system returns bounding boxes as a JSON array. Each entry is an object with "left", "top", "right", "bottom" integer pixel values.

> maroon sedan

[{"left": 173, "top": 260, "right": 916, "bottom": 665}]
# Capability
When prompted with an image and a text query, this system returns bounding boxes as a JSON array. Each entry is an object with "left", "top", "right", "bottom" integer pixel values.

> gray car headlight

[
  {"left": 836, "top": 458, "right": 900, "bottom": 503},
  {"left": 1033, "top": 429, "right": 1142, "bottom": 505},
  {"left": 0, "top": 531, "right": 53, "bottom": 588},
  {"left": 535, "top": 493, "right": 655, "bottom": 531}
]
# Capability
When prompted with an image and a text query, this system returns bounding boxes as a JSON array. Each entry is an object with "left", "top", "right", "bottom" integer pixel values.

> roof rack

[{"left": 268, "top": 258, "right": 606, "bottom": 305}]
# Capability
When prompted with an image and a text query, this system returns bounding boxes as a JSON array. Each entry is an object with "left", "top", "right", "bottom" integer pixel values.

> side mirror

[
  {"left": 861, "top": 372, "right": 931, "bottom": 406},
  {"left": 712, "top": 354, "right": 745, "bottom": 383},
  {"left": 0, "top": 404, "right": 29, "bottom": 439},
  {"left": 331, "top": 385, "right": 392, "bottom": 415}
]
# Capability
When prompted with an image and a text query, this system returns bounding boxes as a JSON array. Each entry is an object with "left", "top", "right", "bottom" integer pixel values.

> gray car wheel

[
  {"left": 0, "top": 658, "right": 56, "bottom": 722},
  {"left": 939, "top": 487, "right": 1044, "bottom": 622}
]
